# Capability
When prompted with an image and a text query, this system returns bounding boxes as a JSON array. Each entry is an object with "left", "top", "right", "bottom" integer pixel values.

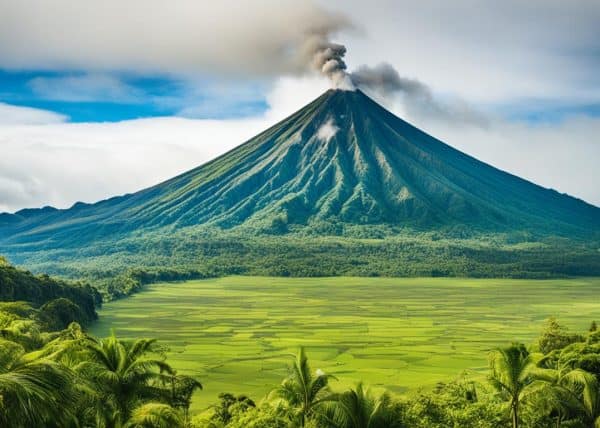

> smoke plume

[
  {"left": 350, "top": 63, "right": 488, "bottom": 126},
  {"left": 297, "top": 29, "right": 485, "bottom": 126},
  {"left": 351, "top": 63, "right": 425, "bottom": 97},
  {"left": 300, "top": 31, "right": 355, "bottom": 90}
]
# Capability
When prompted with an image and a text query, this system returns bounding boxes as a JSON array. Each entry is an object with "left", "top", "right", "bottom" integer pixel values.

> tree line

[{"left": 5, "top": 229, "right": 600, "bottom": 301}]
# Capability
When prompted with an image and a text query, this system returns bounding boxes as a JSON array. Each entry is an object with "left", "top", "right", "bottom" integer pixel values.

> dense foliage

[
  {"left": 0, "top": 259, "right": 199, "bottom": 427},
  {"left": 0, "top": 256, "right": 100, "bottom": 327},
  {"left": 0, "top": 324, "right": 201, "bottom": 427}
]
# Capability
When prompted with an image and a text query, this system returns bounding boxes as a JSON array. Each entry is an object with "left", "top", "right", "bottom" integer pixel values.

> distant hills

[{"left": 1, "top": 89, "right": 599, "bottom": 284}]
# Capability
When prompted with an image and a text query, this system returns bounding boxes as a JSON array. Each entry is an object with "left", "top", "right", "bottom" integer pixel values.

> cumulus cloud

[
  {"left": 0, "top": 169, "right": 45, "bottom": 211},
  {"left": 3, "top": 0, "right": 598, "bottom": 110},
  {"left": 0, "top": 103, "right": 68, "bottom": 125},
  {"left": 0, "top": 118, "right": 267, "bottom": 212},
  {"left": 2, "top": 0, "right": 599, "bottom": 106}
]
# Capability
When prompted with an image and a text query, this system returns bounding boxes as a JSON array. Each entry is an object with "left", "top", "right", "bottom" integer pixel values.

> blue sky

[
  {"left": 0, "top": 70, "right": 270, "bottom": 122},
  {"left": 0, "top": 0, "right": 599, "bottom": 211}
]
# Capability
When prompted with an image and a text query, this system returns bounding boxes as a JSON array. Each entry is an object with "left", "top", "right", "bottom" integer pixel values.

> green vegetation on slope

[
  {"left": 90, "top": 276, "right": 600, "bottom": 411},
  {"left": 3, "top": 90, "right": 599, "bottom": 248}
]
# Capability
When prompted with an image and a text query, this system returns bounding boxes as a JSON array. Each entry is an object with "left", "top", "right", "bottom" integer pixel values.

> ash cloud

[
  {"left": 350, "top": 63, "right": 488, "bottom": 127},
  {"left": 0, "top": 1, "right": 353, "bottom": 78},
  {"left": 295, "top": 29, "right": 486, "bottom": 125}
]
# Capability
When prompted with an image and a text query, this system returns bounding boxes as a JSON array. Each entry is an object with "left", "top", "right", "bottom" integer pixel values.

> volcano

[{"left": 1, "top": 89, "right": 599, "bottom": 250}]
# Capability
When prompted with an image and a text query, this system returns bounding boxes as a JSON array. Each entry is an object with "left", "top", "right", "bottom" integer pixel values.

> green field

[{"left": 90, "top": 276, "right": 600, "bottom": 412}]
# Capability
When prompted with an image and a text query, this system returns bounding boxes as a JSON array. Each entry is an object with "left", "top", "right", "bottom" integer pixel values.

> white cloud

[
  {"left": 316, "top": 118, "right": 339, "bottom": 143},
  {"left": 3, "top": 0, "right": 598, "bottom": 108},
  {"left": 28, "top": 74, "right": 143, "bottom": 102},
  {"left": 0, "top": 103, "right": 68, "bottom": 125},
  {"left": 263, "top": 76, "right": 329, "bottom": 121},
  {"left": 0, "top": 117, "right": 266, "bottom": 212}
]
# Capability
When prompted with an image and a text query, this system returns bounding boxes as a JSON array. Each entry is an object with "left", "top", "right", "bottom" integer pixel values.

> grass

[{"left": 90, "top": 276, "right": 600, "bottom": 412}]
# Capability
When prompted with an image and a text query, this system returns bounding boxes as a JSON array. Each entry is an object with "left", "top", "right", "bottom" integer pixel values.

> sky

[{"left": 1, "top": 0, "right": 599, "bottom": 212}]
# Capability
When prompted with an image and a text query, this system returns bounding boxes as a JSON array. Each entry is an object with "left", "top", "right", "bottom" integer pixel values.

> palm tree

[
  {"left": 531, "top": 356, "right": 596, "bottom": 427},
  {"left": 167, "top": 372, "right": 203, "bottom": 424},
  {"left": 0, "top": 338, "right": 76, "bottom": 427},
  {"left": 78, "top": 334, "right": 177, "bottom": 427},
  {"left": 552, "top": 369, "right": 600, "bottom": 428},
  {"left": 489, "top": 344, "right": 536, "bottom": 428},
  {"left": 273, "top": 347, "right": 337, "bottom": 426},
  {"left": 527, "top": 347, "right": 600, "bottom": 428},
  {"left": 526, "top": 381, "right": 576, "bottom": 428},
  {"left": 124, "top": 402, "right": 183, "bottom": 428},
  {"left": 562, "top": 369, "right": 600, "bottom": 428},
  {"left": 326, "top": 382, "right": 402, "bottom": 428}
]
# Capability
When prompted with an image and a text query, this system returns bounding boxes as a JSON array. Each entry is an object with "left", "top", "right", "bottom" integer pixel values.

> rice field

[{"left": 90, "top": 276, "right": 600, "bottom": 411}]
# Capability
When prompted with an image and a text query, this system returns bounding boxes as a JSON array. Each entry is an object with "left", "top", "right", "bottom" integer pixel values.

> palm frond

[{"left": 124, "top": 402, "right": 183, "bottom": 428}]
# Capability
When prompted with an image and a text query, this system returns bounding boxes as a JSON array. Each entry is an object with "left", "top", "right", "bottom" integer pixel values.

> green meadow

[{"left": 90, "top": 276, "right": 600, "bottom": 412}]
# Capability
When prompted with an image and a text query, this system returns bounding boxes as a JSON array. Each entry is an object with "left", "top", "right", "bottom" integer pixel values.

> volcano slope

[{"left": 1, "top": 89, "right": 599, "bottom": 287}]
